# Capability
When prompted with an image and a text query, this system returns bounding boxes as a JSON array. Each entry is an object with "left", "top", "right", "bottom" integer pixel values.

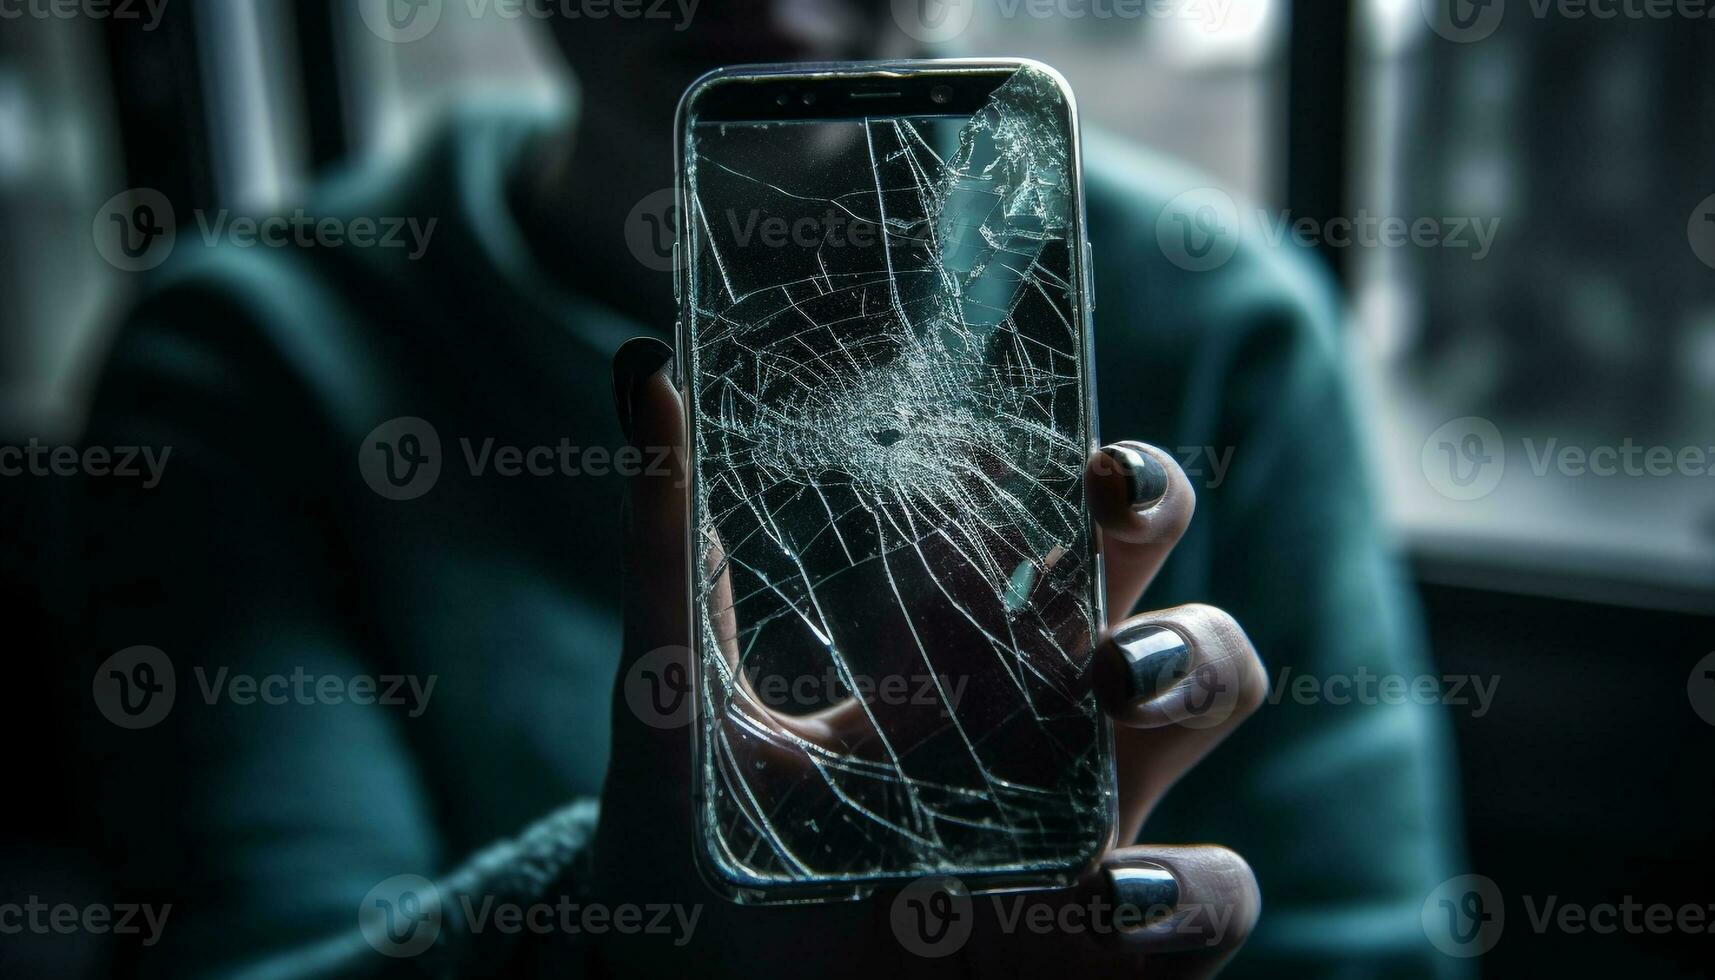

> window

[
  {"left": 947, "top": 0, "right": 1286, "bottom": 202},
  {"left": 1353, "top": 0, "right": 1715, "bottom": 609}
]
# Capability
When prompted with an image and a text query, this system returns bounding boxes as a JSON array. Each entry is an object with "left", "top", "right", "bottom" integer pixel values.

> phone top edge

[{"left": 676, "top": 59, "right": 1074, "bottom": 120}]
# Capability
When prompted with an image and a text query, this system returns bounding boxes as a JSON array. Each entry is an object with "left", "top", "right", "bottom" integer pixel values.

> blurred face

[{"left": 551, "top": 0, "right": 916, "bottom": 136}]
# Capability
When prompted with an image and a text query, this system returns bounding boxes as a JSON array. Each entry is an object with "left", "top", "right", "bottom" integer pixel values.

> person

[{"left": 78, "top": 4, "right": 1466, "bottom": 976}]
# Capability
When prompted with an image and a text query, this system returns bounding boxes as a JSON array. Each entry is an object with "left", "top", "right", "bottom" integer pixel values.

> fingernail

[
  {"left": 1113, "top": 624, "right": 1190, "bottom": 703},
  {"left": 1101, "top": 444, "right": 1168, "bottom": 510},
  {"left": 612, "top": 336, "right": 674, "bottom": 444},
  {"left": 1107, "top": 864, "right": 1179, "bottom": 926}
]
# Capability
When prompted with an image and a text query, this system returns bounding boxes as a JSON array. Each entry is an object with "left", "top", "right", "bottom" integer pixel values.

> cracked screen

[{"left": 683, "top": 66, "right": 1107, "bottom": 897}]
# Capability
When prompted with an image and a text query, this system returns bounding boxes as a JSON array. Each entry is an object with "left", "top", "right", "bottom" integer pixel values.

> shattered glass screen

[{"left": 685, "top": 68, "right": 1108, "bottom": 895}]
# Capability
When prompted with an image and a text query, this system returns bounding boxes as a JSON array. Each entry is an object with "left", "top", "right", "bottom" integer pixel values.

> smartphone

[{"left": 675, "top": 59, "right": 1109, "bottom": 904}]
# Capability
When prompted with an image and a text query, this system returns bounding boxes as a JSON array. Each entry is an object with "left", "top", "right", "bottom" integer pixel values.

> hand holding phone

[
  {"left": 579, "top": 57, "right": 1267, "bottom": 976},
  {"left": 595, "top": 335, "right": 1266, "bottom": 974}
]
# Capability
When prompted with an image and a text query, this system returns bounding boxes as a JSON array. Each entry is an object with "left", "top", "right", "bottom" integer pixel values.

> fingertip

[
  {"left": 1099, "top": 604, "right": 1264, "bottom": 731},
  {"left": 612, "top": 336, "right": 675, "bottom": 444},
  {"left": 1102, "top": 444, "right": 1168, "bottom": 509},
  {"left": 1100, "top": 845, "right": 1261, "bottom": 954},
  {"left": 1088, "top": 442, "right": 1194, "bottom": 543}
]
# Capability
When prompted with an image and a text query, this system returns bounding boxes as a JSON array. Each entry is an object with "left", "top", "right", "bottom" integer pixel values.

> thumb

[{"left": 604, "top": 336, "right": 693, "bottom": 805}]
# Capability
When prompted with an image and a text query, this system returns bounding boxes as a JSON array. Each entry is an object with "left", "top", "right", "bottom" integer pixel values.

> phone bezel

[{"left": 672, "top": 58, "right": 1112, "bottom": 906}]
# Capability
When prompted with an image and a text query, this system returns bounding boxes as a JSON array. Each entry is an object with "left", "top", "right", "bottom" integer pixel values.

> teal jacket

[{"left": 81, "top": 102, "right": 1466, "bottom": 978}]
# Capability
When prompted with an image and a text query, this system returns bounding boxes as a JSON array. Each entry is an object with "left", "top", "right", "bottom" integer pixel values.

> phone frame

[{"left": 673, "top": 58, "right": 1111, "bottom": 905}]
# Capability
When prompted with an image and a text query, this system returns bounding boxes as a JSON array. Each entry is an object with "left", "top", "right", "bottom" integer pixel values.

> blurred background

[{"left": 1, "top": 0, "right": 1711, "bottom": 975}]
